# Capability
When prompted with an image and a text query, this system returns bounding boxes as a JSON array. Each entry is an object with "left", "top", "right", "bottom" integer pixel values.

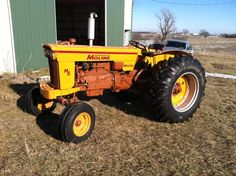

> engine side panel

[
  {"left": 44, "top": 44, "right": 140, "bottom": 71},
  {"left": 75, "top": 62, "right": 137, "bottom": 96}
]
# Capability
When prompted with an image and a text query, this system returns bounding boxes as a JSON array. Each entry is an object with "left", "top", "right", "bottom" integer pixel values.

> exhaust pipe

[{"left": 88, "top": 12, "right": 98, "bottom": 46}]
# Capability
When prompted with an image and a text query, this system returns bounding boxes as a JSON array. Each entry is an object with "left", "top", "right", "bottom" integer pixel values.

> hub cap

[
  {"left": 73, "top": 112, "right": 91, "bottom": 137},
  {"left": 171, "top": 72, "right": 199, "bottom": 112},
  {"left": 37, "top": 101, "right": 54, "bottom": 111}
]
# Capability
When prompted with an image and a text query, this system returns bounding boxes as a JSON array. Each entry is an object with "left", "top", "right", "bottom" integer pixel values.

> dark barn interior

[{"left": 56, "top": 0, "right": 105, "bottom": 45}]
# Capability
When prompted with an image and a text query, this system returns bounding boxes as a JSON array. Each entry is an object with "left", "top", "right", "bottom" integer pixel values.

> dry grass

[
  {"left": 189, "top": 36, "right": 236, "bottom": 54},
  {"left": 188, "top": 36, "right": 236, "bottom": 75},
  {"left": 195, "top": 53, "right": 236, "bottom": 75},
  {"left": 0, "top": 37, "right": 236, "bottom": 175}
]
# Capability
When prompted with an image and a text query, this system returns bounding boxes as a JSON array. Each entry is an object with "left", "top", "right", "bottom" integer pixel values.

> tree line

[{"left": 155, "top": 9, "right": 236, "bottom": 40}]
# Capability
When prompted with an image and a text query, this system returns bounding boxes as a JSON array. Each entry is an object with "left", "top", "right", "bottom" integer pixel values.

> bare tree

[
  {"left": 182, "top": 29, "right": 189, "bottom": 34},
  {"left": 155, "top": 9, "right": 176, "bottom": 42},
  {"left": 199, "top": 29, "right": 210, "bottom": 38}
]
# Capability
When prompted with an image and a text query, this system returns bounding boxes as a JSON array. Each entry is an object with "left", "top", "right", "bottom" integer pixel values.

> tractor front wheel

[
  {"left": 26, "top": 86, "right": 57, "bottom": 116},
  {"left": 149, "top": 56, "right": 206, "bottom": 122},
  {"left": 59, "top": 102, "right": 95, "bottom": 143}
]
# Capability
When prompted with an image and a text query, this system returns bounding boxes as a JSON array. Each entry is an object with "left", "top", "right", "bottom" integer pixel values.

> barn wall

[
  {"left": 10, "top": 0, "right": 57, "bottom": 72},
  {"left": 0, "top": 0, "right": 16, "bottom": 74},
  {"left": 106, "top": 0, "right": 125, "bottom": 46},
  {"left": 8, "top": 0, "right": 133, "bottom": 72},
  {"left": 123, "top": 0, "right": 133, "bottom": 46}
]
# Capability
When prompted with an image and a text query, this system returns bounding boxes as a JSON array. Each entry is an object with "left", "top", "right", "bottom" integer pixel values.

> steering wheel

[{"left": 129, "top": 40, "right": 147, "bottom": 51}]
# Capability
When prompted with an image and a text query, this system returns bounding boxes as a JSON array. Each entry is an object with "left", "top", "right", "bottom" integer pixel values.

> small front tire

[
  {"left": 25, "top": 86, "right": 57, "bottom": 116},
  {"left": 59, "top": 102, "right": 96, "bottom": 143}
]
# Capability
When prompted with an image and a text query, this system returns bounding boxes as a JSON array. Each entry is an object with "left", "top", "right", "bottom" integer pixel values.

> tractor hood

[
  {"left": 42, "top": 44, "right": 140, "bottom": 54},
  {"left": 42, "top": 44, "right": 140, "bottom": 71}
]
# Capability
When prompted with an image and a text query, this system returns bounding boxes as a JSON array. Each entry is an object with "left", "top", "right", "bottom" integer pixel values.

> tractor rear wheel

[
  {"left": 149, "top": 56, "right": 206, "bottom": 122},
  {"left": 59, "top": 102, "right": 95, "bottom": 143},
  {"left": 26, "top": 86, "right": 57, "bottom": 116}
]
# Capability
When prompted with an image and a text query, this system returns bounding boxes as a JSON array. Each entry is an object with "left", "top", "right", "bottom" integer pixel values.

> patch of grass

[
  {"left": 189, "top": 36, "right": 236, "bottom": 55},
  {"left": 194, "top": 53, "right": 236, "bottom": 75},
  {"left": 1, "top": 37, "right": 236, "bottom": 175},
  {"left": 0, "top": 74, "right": 236, "bottom": 175}
]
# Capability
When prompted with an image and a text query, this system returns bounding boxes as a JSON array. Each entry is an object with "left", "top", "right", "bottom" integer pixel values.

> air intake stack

[{"left": 88, "top": 12, "right": 98, "bottom": 46}]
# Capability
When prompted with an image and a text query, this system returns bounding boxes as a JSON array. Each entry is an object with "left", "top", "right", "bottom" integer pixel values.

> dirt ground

[{"left": 0, "top": 37, "right": 236, "bottom": 175}]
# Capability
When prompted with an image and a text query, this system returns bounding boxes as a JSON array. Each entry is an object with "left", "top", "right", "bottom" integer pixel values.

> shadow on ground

[
  {"left": 10, "top": 83, "right": 38, "bottom": 112},
  {"left": 9, "top": 83, "right": 62, "bottom": 141},
  {"left": 78, "top": 90, "right": 156, "bottom": 121},
  {"left": 10, "top": 83, "right": 156, "bottom": 142},
  {"left": 36, "top": 112, "right": 61, "bottom": 141}
]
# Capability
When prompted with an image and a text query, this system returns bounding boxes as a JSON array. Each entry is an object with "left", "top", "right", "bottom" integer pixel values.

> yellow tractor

[{"left": 26, "top": 40, "right": 206, "bottom": 143}]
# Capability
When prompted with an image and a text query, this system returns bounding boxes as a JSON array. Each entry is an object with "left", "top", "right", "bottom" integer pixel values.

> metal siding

[
  {"left": 107, "top": 0, "right": 124, "bottom": 46},
  {"left": 0, "top": 0, "right": 16, "bottom": 74},
  {"left": 10, "top": 0, "right": 56, "bottom": 72}
]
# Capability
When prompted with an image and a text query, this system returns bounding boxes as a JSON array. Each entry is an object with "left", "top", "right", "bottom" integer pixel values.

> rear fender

[
  {"left": 147, "top": 50, "right": 192, "bottom": 66},
  {"left": 157, "top": 50, "right": 192, "bottom": 57}
]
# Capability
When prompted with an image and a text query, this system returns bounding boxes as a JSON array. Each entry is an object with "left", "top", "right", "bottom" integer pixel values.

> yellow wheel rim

[
  {"left": 171, "top": 73, "right": 199, "bottom": 112},
  {"left": 37, "top": 101, "right": 54, "bottom": 111},
  {"left": 73, "top": 112, "right": 91, "bottom": 137},
  {"left": 172, "top": 76, "right": 189, "bottom": 107}
]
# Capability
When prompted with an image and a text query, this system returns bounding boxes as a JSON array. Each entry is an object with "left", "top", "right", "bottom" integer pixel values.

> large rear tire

[
  {"left": 59, "top": 102, "right": 95, "bottom": 143},
  {"left": 149, "top": 56, "right": 206, "bottom": 122}
]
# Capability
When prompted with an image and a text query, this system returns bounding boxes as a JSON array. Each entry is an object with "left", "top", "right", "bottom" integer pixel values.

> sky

[{"left": 132, "top": 0, "right": 236, "bottom": 34}]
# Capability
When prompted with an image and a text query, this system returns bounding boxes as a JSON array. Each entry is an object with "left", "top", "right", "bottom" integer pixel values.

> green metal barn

[{"left": 0, "top": 0, "right": 133, "bottom": 73}]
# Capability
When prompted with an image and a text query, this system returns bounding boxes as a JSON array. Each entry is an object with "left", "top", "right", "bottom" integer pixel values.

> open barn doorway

[{"left": 56, "top": 0, "right": 105, "bottom": 45}]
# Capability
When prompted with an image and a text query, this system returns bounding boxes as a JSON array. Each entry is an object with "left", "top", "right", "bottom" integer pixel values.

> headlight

[{"left": 44, "top": 49, "right": 55, "bottom": 59}]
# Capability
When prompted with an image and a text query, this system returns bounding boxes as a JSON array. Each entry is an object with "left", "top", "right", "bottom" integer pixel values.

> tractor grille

[{"left": 48, "top": 59, "right": 60, "bottom": 89}]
